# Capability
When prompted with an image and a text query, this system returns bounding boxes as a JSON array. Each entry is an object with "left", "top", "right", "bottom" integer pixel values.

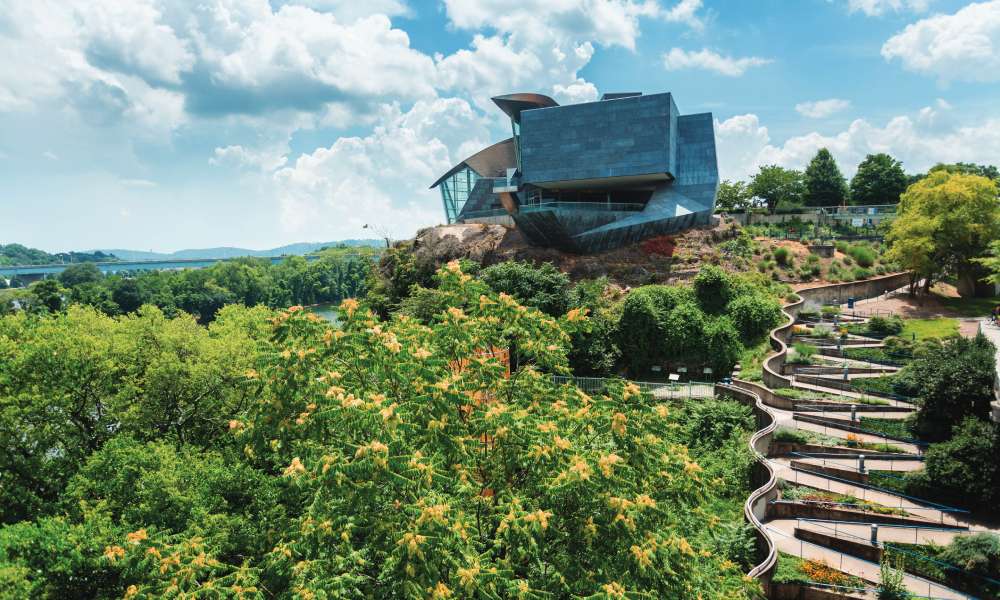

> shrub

[
  {"left": 842, "top": 255, "right": 854, "bottom": 266},
  {"left": 774, "top": 427, "right": 812, "bottom": 444},
  {"left": 835, "top": 241, "right": 849, "bottom": 253},
  {"left": 480, "top": 260, "right": 570, "bottom": 316},
  {"left": 704, "top": 317, "right": 743, "bottom": 376},
  {"left": 939, "top": 533, "right": 1000, "bottom": 576},
  {"left": 773, "top": 247, "right": 791, "bottom": 266},
  {"left": 849, "top": 245, "right": 876, "bottom": 268},
  {"left": 820, "top": 305, "right": 841, "bottom": 317},
  {"left": 806, "top": 253, "right": 820, "bottom": 264},
  {"left": 868, "top": 316, "right": 904, "bottom": 336},
  {"left": 694, "top": 265, "right": 733, "bottom": 314},
  {"left": 918, "top": 419, "right": 999, "bottom": 512},
  {"left": 852, "top": 267, "right": 873, "bottom": 280},
  {"left": 790, "top": 342, "right": 816, "bottom": 364},
  {"left": 727, "top": 293, "right": 783, "bottom": 344}
]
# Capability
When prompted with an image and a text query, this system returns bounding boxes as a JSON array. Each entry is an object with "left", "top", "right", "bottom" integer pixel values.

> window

[{"left": 440, "top": 167, "right": 478, "bottom": 223}]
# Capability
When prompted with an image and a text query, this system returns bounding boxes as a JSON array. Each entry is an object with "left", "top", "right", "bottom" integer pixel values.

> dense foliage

[
  {"left": 0, "top": 243, "right": 117, "bottom": 266},
  {"left": 618, "top": 269, "right": 782, "bottom": 376},
  {"left": 886, "top": 171, "right": 1000, "bottom": 297},
  {"left": 803, "top": 148, "right": 848, "bottom": 207},
  {"left": 850, "top": 153, "right": 908, "bottom": 205},
  {"left": 0, "top": 263, "right": 760, "bottom": 599},
  {"left": 6, "top": 248, "right": 372, "bottom": 322},
  {"left": 749, "top": 165, "right": 805, "bottom": 214}
]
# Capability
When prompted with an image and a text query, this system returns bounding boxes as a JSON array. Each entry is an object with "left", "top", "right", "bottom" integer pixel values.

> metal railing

[
  {"left": 519, "top": 201, "right": 645, "bottom": 213},
  {"left": 550, "top": 375, "right": 714, "bottom": 399}
]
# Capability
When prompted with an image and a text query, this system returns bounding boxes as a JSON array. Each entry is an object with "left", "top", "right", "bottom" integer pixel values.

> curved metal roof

[
  {"left": 491, "top": 93, "right": 558, "bottom": 122},
  {"left": 429, "top": 137, "right": 516, "bottom": 189}
]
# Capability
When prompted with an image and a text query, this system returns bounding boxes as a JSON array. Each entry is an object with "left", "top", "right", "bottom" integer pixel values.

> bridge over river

[{"left": 0, "top": 254, "right": 322, "bottom": 281}]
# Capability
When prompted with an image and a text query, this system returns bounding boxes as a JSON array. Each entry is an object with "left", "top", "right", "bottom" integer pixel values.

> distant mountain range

[{"left": 97, "top": 240, "right": 382, "bottom": 262}]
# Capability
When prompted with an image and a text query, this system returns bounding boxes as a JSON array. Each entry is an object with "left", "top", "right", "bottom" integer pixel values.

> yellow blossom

[
  {"left": 569, "top": 456, "right": 592, "bottom": 480},
  {"left": 447, "top": 306, "right": 466, "bottom": 321},
  {"left": 611, "top": 412, "right": 628, "bottom": 436},
  {"left": 245, "top": 369, "right": 258, "bottom": 379},
  {"left": 340, "top": 298, "right": 359, "bottom": 316},
  {"left": 537, "top": 421, "right": 557, "bottom": 433},
  {"left": 553, "top": 435, "right": 571, "bottom": 450},
  {"left": 430, "top": 582, "right": 453, "bottom": 599},
  {"left": 413, "top": 347, "right": 432, "bottom": 360},
  {"left": 457, "top": 565, "right": 479, "bottom": 590},
  {"left": 635, "top": 494, "right": 656, "bottom": 509},
  {"left": 602, "top": 582, "right": 627, "bottom": 598},
  {"left": 654, "top": 404, "right": 669, "bottom": 418},
  {"left": 228, "top": 420, "right": 243, "bottom": 431},
  {"left": 126, "top": 529, "right": 148, "bottom": 545},
  {"left": 397, "top": 532, "right": 426, "bottom": 558},
  {"left": 598, "top": 453, "right": 623, "bottom": 477},
  {"left": 103, "top": 545, "right": 125, "bottom": 562},
  {"left": 523, "top": 509, "right": 552, "bottom": 530},
  {"left": 565, "top": 307, "right": 589, "bottom": 322},
  {"left": 283, "top": 457, "right": 306, "bottom": 477},
  {"left": 124, "top": 585, "right": 139, "bottom": 599},
  {"left": 631, "top": 545, "right": 653, "bottom": 569}
]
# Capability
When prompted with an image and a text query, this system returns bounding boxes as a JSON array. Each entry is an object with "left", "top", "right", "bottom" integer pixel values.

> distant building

[{"left": 430, "top": 91, "right": 719, "bottom": 254}]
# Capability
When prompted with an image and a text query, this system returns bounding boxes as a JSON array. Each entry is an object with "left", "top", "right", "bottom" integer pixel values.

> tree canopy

[
  {"left": 803, "top": 148, "right": 848, "bottom": 207},
  {"left": 749, "top": 165, "right": 805, "bottom": 214},
  {"left": 715, "top": 180, "right": 753, "bottom": 212},
  {"left": 0, "top": 263, "right": 761, "bottom": 599},
  {"left": 850, "top": 153, "right": 908, "bottom": 205},
  {"left": 886, "top": 170, "right": 1000, "bottom": 296}
]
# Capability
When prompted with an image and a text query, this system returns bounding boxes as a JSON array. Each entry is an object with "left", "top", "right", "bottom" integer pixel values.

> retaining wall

[{"left": 763, "top": 272, "right": 913, "bottom": 390}]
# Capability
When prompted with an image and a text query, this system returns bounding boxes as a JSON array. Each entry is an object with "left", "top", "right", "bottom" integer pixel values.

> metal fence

[{"left": 550, "top": 375, "right": 715, "bottom": 399}]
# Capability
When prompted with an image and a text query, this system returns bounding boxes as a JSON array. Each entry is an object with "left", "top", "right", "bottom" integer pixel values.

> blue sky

[{"left": 1, "top": 0, "right": 998, "bottom": 252}]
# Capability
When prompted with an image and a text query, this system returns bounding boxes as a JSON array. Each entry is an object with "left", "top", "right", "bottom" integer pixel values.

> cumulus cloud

[
  {"left": 662, "top": 48, "right": 772, "bottom": 76},
  {"left": 287, "top": 0, "right": 413, "bottom": 22},
  {"left": 272, "top": 98, "right": 491, "bottom": 240},
  {"left": 795, "top": 98, "right": 851, "bottom": 118},
  {"left": 715, "top": 103, "right": 1000, "bottom": 181},
  {"left": 882, "top": 1, "right": 1000, "bottom": 82},
  {"left": 210, "top": 145, "right": 290, "bottom": 172},
  {"left": 844, "top": 0, "right": 930, "bottom": 16}
]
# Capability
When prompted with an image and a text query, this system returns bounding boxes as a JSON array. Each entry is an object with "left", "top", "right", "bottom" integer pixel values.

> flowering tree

[
  {"left": 229, "top": 262, "right": 757, "bottom": 599},
  {"left": 3, "top": 262, "right": 758, "bottom": 599}
]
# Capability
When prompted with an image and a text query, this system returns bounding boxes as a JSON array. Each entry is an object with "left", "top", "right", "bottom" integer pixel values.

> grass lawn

[{"left": 899, "top": 317, "right": 959, "bottom": 341}]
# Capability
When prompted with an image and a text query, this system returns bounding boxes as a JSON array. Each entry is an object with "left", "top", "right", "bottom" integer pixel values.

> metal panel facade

[{"left": 519, "top": 93, "right": 678, "bottom": 185}]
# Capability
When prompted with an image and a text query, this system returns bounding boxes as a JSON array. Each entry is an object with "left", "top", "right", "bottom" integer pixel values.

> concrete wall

[
  {"left": 770, "top": 583, "right": 868, "bottom": 600},
  {"left": 764, "top": 272, "right": 913, "bottom": 390},
  {"left": 794, "top": 529, "right": 882, "bottom": 564},
  {"left": 714, "top": 383, "right": 779, "bottom": 584}
]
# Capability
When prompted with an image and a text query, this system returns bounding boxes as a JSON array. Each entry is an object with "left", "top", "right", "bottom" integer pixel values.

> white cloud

[
  {"left": 882, "top": 1, "right": 1000, "bottom": 82},
  {"left": 118, "top": 178, "right": 157, "bottom": 188},
  {"left": 715, "top": 104, "right": 1000, "bottom": 181},
  {"left": 288, "top": 0, "right": 412, "bottom": 22},
  {"left": 272, "top": 98, "right": 491, "bottom": 240},
  {"left": 211, "top": 145, "right": 289, "bottom": 172},
  {"left": 662, "top": 48, "right": 772, "bottom": 76},
  {"left": 845, "top": 0, "right": 930, "bottom": 16},
  {"left": 795, "top": 98, "right": 851, "bottom": 118},
  {"left": 42, "top": 151, "right": 59, "bottom": 161}
]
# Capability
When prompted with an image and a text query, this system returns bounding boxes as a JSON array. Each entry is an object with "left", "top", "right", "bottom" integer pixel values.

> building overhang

[
  {"left": 491, "top": 93, "right": 559, "bottom": 123},
  {"left": 528, "top": 173, "right": 673, "bottom": 190}
]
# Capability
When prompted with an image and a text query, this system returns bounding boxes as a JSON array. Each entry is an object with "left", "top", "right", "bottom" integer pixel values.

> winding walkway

[{"left": 732, "top": 274, "right": 998, "bottom": 600}]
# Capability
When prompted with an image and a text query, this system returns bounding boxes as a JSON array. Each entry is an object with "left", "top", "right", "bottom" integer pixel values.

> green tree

[
  {"left": 479, "top": 260, "right": 570, "bottom": 317},
  {"left": 749, "top": 165, "right": 805, "bottom": 214},
  {"left": 715, "top": 180, "right": 752, "bottom": 212},
  {"left": 850, "top": 153, "right": 908, "bottom": 205},
  {"left": 886, "top": 171, "right": 1000, "bottom": 297},
  {"left": 30, "top": 278, "right": 64, "bottom": 313},
  {"left": 929, "top": 162, "right": 1000, "bottom": 182},
  {"left": 694, "top": 265, "right": 734, "bottom": 314},
  {"left": 58, "top": 262, "right": 103, "bottom": 288},
  {"left": 906, "top": 334, "right": 995, "bottom": 442},
  {"left": 913, "top": 419, "right": 999, "bottom": 513},
  {"left": 803, "top": 148, "right": 848, "bottom": 207}
]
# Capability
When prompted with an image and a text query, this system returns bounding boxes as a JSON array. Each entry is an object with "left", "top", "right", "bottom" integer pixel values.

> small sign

[
  {"left": 651, "top": 365, "right": 662, "bottom": 372},
  {"left": 851, "top": 217, "right": 864, "bottom": 227},
  {"left": 668, "top": 373, "right": 680, "bottom": 382}
]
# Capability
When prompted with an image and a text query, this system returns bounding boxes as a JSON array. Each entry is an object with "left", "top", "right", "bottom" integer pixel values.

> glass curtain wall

[{"left": 440, "top": 167, "right": 479, "bottom": 223}]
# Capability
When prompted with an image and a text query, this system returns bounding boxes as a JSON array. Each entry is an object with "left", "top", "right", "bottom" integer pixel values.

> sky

[{"left": 1, "top": 0, "right": 999, "bottom": 253}]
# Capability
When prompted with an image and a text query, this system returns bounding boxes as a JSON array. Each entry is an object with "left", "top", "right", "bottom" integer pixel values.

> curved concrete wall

[
  {"left": 715, "top": 383, "right": 779, "bottom": 585},
  {"left": 763, "top": 272, "right": 912, "bottom": 390}
]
